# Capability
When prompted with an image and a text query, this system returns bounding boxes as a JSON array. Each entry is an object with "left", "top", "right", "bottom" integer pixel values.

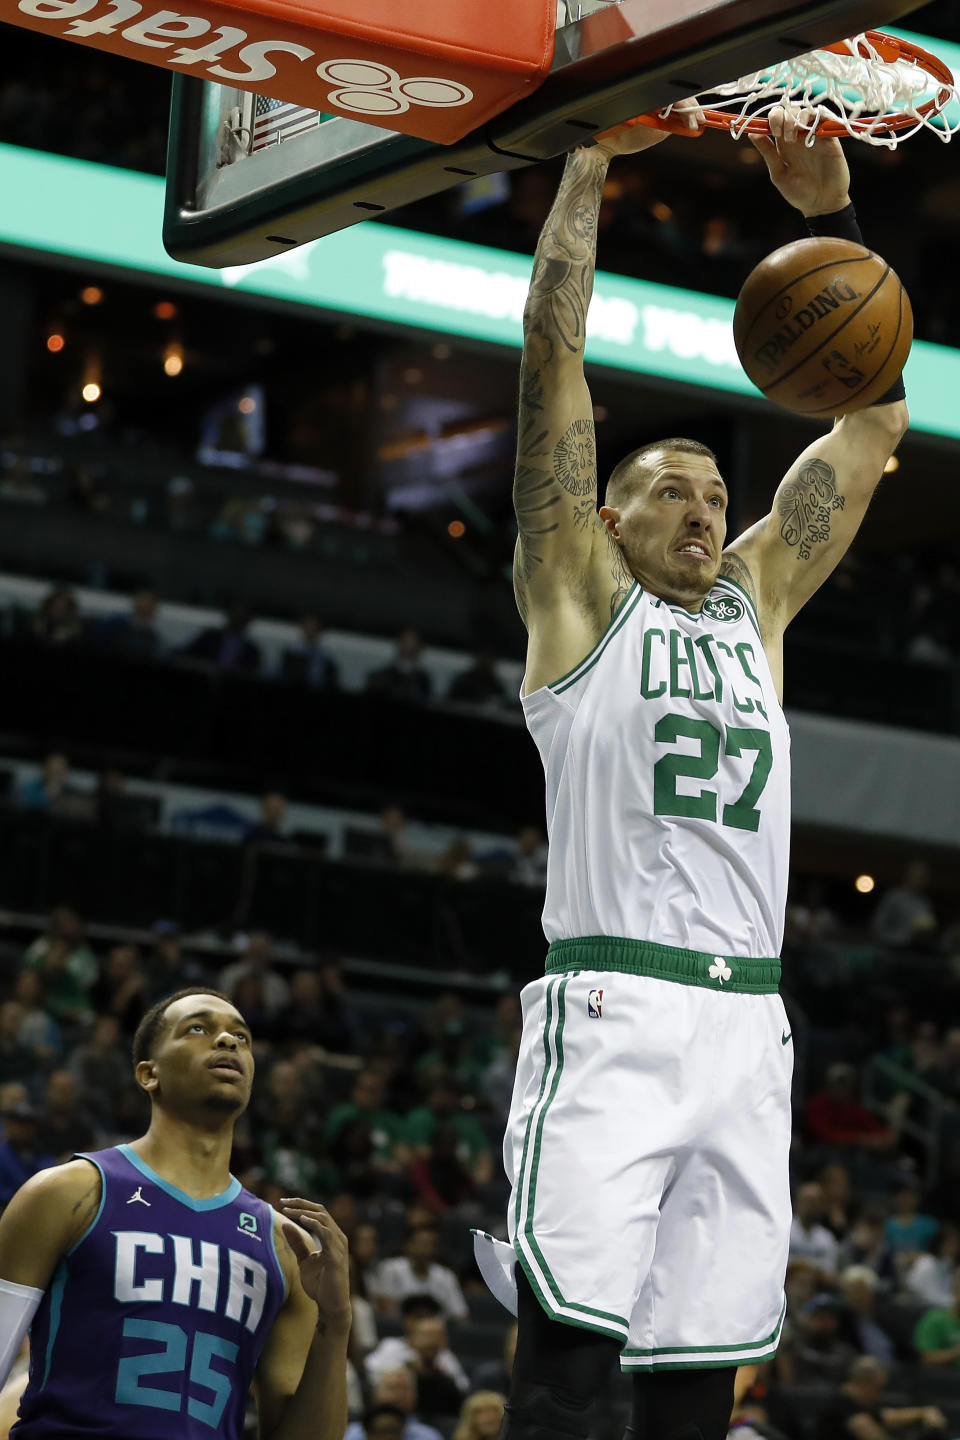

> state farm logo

[
  {"left": 16, "top": 0, "right": 474, "bottom": 112},
  {"left": 318, "top": 60, "right": 472, "bottom": 115}
]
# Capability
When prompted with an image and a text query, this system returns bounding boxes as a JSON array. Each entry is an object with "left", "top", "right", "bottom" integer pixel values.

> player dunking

[
  {"left": 473, "top": 109, "right": 907, "bottom": 1440},
  {"left": 0, "top": 987, "right": 351, "bottom": 1440}
]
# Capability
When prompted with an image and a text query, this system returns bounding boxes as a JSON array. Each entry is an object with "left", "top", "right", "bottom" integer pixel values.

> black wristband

[
  {"left": 806, "top": 204, "right": 906, "bottom": 407},
  {"left": 805, "top": 202, "right": 863, "bottom": 246},
  {"left": 872, "top": 373, "right": 907, "bottom": 406}
]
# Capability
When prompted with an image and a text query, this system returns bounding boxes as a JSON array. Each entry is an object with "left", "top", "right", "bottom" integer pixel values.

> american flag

[{"left": 251, "top": 96, "right": 327, "bottom": 152}]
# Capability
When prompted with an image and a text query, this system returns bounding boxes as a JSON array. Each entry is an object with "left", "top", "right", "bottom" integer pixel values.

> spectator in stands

[
  {"left": 325, "top": 1069, "right": 409, "bottom": 1174},
  {"left": 368, "top": 1223, "right": 468, "bottom": 1322},
  {"left": 365, "top": 629, "right": 431, "bottom": 704},
  {"left": 218, "top": 931, "right": 290, "bottom": 1015},
  {"left": 91, "top": 943, "right": 148, "bottom": 1035},
  {"left": 89, "top": 588, "right": 161, "bottom": 658},
  {"left": 351, "top": 1222, "right": 382, "bottom": 1303},
  {"left": 18, "top": 753, "right": 76, "bottom": 814},
  {"left": 446, "top": 653, "right": 507, "bottom": 708},
  {"left": 346, "top": 805, "right": 417, "bottom": 867},
  {"left": 404, "top": 1316, "right": 469, "bottom": 1423},
  {"left": 884, "top": 1180, "right": 938, "bottom": 1264},
  {"left": 282, "top": 614, "right": 340, "bottom": 691},
  {"left": 816, "top": 1356, "right": 946, "bottom": 1440},
  {"left": 245, "top": 790, "right": 291, "bottom": 847},
  {"left": 68, "top": 1014, "right": 128, "bottom": 1130},
  {"left": 182, "top": 600, "right": 261, "bottom": 673},
  {"left": 903, "top": 1223, "right": 960, "bottom": 1309},
  {"left": 365, "top": 1295, "right": 470, "bottom": 1393},
  {"left": 914, "top": 1271, "right": 960, "bottom": 1368},
  {"left": 472, "top": 1322, "right": 517, "bottom": 1397},
  {"left": 509, "top": 826, "right": 548, "bottom": 887},
  {"left": 0, "top": 1004, "right": 30, "bottom": 1086},
  {"left": 36, "top": 1067, "right": 98, "bottom": 1159},
  {"left": 145, "top": 921, "right": 209, "bottom": 1000},
  {"left": 451, "top": 1392, "right": 506, "bottom": 1440},
  {"left": 279, "top": 964, "right": 360, "bottom": 1054},
  {"left": 435, "top": 836, "right": 480, "bottom": 881},
  {"left": 10, "top": 969, "right": 61, "bottom": 1068},
  {"left": 784, "top": 879, "right": 840, "bottom": 950},
  {"left": 406, "top": 1080, "right": 493, "bottom": 1185},
  {"left": 805, "top": 1063, "right": 898, "bottom": 1152},
  {"left": 871, "top": 859, "right": 937, "bottom": 949},
  {"left": 789, "top": 1182, "right": 841, "bottom": 1283},
  {"left": 838, "top": 1266, "right": 896, "bottom": 1366},
  {"left": 343, "top": 1370, "right": 442, "bottom": 1440},
  {"left": 789, "top": 1295, "right": 858, "bottom": 1384},
  {"left": 838, "top": 1209, "right": 895, "bottom": 1285},
  {"left": 31, "top": 584, "right": 82, "bottom": 645},
  {"left": 360, "top": 1405, "right": 407, "bottom": 1440},
  {"left": 22, "top": 931, "right": 96, "bottom": 1027},
  {"left": 408, "top": 1123, "right": 479, "bottom": 1214},
  {"left": 0, "top": 1097, "right": 56, "bottom": 1207},
  {"left": 818, "top": 1162, "right": 854, "bottom": 1239}
]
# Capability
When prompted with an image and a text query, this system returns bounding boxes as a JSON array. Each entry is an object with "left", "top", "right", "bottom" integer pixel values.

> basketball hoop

[{"left": 640, "top": 31, "right": 959, "bottom": 148}]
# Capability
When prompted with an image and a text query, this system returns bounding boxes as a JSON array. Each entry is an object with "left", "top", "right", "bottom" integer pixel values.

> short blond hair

[{"left": 451, "top": 1391, "right": 506, "bottom": 1440}]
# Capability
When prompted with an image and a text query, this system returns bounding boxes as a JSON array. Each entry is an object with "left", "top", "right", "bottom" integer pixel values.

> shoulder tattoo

[{"left": 717, "top": 551, "right": 758, "bottom": 608}]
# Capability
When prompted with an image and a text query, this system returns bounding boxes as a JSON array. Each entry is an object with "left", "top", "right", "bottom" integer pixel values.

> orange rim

[{"left": 638, "top": 30, "right": 954, "bottom": 139}]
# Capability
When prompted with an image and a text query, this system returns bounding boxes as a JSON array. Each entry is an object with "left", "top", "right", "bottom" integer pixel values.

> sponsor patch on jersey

[
  {"left": 587, "top": 988, "right": 603, "bottom": 1019},
  {"left": 702, "top": 594, "right": 744, "bottom": 623}
]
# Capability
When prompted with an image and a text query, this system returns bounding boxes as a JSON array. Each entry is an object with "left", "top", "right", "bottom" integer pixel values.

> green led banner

[{"left": 1, "top": 137, "right": 959, "bottom": 437}]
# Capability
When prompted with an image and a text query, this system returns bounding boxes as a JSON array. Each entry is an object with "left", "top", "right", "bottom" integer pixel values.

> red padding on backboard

[{"left": 3, "top": 0, "right": 556, "bottom": 143}]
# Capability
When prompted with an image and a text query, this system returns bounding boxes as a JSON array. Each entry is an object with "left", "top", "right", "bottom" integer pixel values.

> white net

[{"left": 660, "top": 32, "right": 959, "bottom": 147}]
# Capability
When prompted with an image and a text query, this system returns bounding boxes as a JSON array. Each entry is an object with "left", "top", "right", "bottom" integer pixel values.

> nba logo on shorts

[{"left": 587, "top": 988, "right": 603, "bottom": 1019}]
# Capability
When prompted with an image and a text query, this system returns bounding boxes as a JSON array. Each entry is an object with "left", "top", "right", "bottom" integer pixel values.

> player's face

[
  {"left": 150, "top": 994, "right": 255, "bottom": 1117},
  {"left": 608, "top": 450, "right": 728, "bottom": 607}
]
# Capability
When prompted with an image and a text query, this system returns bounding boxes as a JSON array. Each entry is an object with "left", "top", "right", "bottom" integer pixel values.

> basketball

[{"left": 733, "top": 237, "right": 913, "bottom": 418}]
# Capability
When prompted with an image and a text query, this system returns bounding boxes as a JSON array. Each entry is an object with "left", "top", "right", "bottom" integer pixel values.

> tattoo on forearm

[
  {"left": 717, "top": 552, "right": 758, "bottom": 608},
  {"left": 777, "top": 457, "right": 845, "bottom": 561},
  {"left": 525, "top": 151, "right": 606, "bottom": 357},
  {"left": 512, "top": 151, "right": 607, "bottom": 615}
]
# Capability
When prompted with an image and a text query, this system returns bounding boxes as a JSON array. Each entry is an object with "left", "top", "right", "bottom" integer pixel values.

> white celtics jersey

[{"left": 522, "top": 577, "right": 791, "bottom": 959}]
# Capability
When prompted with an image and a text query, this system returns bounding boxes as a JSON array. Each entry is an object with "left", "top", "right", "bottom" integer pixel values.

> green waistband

[{"left": 545, "top": 936, "right": 781, "bottom": 994}]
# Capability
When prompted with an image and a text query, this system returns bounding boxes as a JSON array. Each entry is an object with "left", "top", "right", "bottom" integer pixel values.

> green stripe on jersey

[{"left": 550, "top": 584, "right": 642, "bottom": 694}]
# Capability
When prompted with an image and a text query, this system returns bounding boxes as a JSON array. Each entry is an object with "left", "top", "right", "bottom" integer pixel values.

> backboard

[{"left": 164, "top": 0, "right": 929, "bottom": 268}]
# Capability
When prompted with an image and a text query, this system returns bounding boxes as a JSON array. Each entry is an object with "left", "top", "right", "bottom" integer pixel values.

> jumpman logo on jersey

[{"left": 127, "top": 1187, "right": 151, "bottom": 1206}]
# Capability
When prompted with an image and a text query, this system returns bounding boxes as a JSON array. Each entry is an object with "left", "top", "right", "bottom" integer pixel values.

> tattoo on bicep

[
  {"left": 777, "top": 457, "right": 845, "bottom": 562},
  {"left": 554, "top": 419, "right": 596, "bottom": 496},
  {"left": 717, "top": 552, "right": 758, "bottom": 608}
]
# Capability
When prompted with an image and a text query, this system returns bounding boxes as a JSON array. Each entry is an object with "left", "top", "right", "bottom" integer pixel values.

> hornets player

[
  {"left": 474, "top": 108, "right": 908, "bottom": 1440},
  {"left": 0, "top": 987, "right": 350, "bottom": 1439}
]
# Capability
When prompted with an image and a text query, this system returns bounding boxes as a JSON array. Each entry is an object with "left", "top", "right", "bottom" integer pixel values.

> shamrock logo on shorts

[{"left": 708, "top": 957, "right": 733, "bottom": 984}]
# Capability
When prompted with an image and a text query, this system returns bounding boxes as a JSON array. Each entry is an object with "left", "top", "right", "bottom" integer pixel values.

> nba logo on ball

[{"left": 587, "top": 989, "right": 603, "bottom": 1019}]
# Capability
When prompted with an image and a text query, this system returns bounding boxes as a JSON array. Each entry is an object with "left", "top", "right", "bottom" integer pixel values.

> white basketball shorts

[{"left": 474, "top": 937, "right": 793, "bottom": 1371}]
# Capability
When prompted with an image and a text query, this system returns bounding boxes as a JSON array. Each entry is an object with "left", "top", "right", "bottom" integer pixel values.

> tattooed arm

[
  {"left": 0, "top": 1157, "right": 102, "bottom": 1289},
  {"left": 512, "top": 144, "right": 608, "bottom": 624},
  {"left": 723, "top": 402, "right": 908, "bottom": 631},
  {"left": 512, "top": 119, "right": 690, "bottom": 635}
]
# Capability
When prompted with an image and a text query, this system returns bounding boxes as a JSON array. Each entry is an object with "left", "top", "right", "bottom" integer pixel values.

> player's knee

[{"left": 500, "top": 1381, "right": 599, "bottom": 1440}]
